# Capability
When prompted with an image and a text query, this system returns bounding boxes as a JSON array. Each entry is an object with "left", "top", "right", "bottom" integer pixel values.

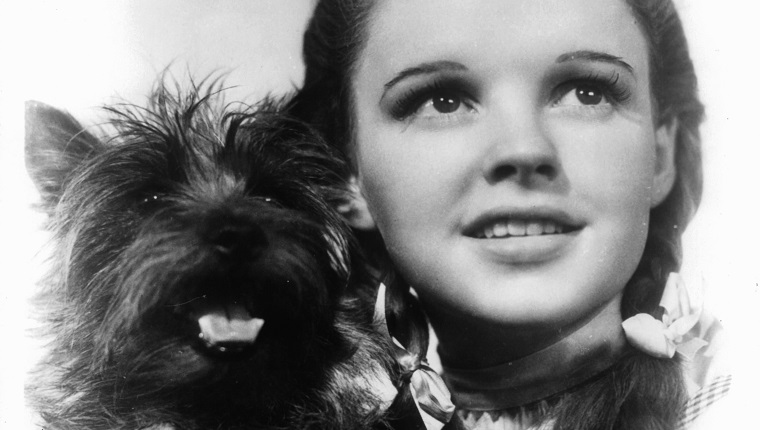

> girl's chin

[{"left": 426, "top": 274, "right": 624, "bottom": 327}]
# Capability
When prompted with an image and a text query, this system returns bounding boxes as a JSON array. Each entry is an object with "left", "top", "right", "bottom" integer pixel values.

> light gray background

[{"left": 1, "top": 1, "right": 758, "bottom": 428}]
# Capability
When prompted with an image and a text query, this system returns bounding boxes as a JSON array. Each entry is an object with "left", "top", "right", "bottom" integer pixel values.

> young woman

[{"left": 289, "top": 0, "right": 729, "bottom": 428}]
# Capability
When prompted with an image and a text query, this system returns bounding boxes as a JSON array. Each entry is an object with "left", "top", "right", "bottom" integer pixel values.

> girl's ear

[
  {"left": 651, "top": 119, "right": 678, "bottom": 208},
  {"left": 338, "top": 176, "right": 377, "bottom": 230}
]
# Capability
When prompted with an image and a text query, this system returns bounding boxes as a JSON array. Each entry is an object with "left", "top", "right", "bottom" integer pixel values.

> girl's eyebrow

[
  {"left": 381, "top": 60, "right": 467, "bottom": 99},
  {"left": 555, "top": 50, "right": 634, "bottom": 74}
]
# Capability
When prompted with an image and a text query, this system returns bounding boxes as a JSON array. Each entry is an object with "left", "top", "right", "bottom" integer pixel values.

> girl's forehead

[{"left": 359, "top": 0, "right": 648, "bottom": 79}]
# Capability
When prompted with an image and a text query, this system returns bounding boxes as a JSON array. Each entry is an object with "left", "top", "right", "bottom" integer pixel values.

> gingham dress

[{"left": 675, "top": 374, "right": 732, "bottom": 430}]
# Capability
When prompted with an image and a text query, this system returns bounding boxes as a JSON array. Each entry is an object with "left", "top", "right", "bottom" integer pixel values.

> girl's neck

[
  {"left": 429, "top": 297, "right": 627, "bottom": 410},
  {"left": 430, "top": 295, "right": 624, "bottom": 367}
]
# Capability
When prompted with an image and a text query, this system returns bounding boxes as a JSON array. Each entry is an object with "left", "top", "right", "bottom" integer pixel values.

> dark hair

[
  {"left": 289, "top": 0, "right": 704, "bottom": 428},
  {"left": 287, "top": 0, "right": 430, "bottom": 380},
  {"left": 620, "top": 0, "right": 704, "bottom": 319},
  {"left": 288, "top": 0, "right": 376, "bottom": 163}
]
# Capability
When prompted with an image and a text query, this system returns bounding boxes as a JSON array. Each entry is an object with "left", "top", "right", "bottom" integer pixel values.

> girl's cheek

[
  {"left": 361, "top": 124, "right": 474, "bottom": 181},
  {"left": 551, "top": 120, "right": 657, "bottom": 209}
]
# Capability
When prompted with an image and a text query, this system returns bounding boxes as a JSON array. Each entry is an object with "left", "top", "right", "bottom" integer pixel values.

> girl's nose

[{"left": 481, "top": 103, "right": 559, "bottom": 187}]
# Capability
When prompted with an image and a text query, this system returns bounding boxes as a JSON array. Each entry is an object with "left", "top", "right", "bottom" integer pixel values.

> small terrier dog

[{"left": 24, "top": 81, "right": 401, "bottom": 430}]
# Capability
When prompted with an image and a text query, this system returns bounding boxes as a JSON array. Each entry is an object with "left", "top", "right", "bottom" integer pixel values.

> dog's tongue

[{"left": 197, "top": 304, "right": 265, "bottom": 346}]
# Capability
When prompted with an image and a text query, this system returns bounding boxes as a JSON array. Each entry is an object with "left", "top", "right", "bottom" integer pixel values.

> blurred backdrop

[{"left": 1, "top": 1, "right": 759, "bottom": 428}]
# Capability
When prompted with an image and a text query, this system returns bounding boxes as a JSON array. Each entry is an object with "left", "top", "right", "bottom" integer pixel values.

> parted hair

[{"left": 288, "top": 1, "right": 704, "bottom": 428}]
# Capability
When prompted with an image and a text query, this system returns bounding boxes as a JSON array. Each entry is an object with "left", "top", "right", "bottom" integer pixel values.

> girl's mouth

[
  {"left": 470, "top": 218, "right": 579, "bottom": 239},
  {"left": 475, "top": 219, "right": 569, "bottom": 239},
  {"left": 462, "top": 213, "right": 584, "bottom": 264},
  {"left": 461, "top": 205, "right": 585, "bottom": 245}
]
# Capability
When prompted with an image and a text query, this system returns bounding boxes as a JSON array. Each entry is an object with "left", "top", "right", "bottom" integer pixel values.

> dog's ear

[{"left": 25, "top": 101, "right": 102, "bottom": 210}]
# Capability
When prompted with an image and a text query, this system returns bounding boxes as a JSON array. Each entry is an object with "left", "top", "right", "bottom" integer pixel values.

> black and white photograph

[{"left": 1, "top": 1, "right": 758, "bottom": 429}]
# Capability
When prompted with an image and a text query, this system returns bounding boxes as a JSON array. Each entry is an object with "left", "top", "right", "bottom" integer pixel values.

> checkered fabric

[{"left": 676, "top": 374, "right": 732, "bottom": 430}]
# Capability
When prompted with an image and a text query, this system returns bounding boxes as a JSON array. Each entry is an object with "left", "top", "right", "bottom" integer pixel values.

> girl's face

[{"left": 351, "top": 0, "right": 676, "bottom": 329}]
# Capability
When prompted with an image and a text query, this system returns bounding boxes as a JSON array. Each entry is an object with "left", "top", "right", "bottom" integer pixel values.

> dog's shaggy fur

[{"left": 24, "top": 82, "right": 399, "bottom": 430}]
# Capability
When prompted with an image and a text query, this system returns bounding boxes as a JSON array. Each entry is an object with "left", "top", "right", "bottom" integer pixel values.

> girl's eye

[
  {"left": 556, "top": 84, "right": 608, "bottom": 107},
  {"left": 574, "top": 85, "right": 605, "bottom": 105},
  {"left": 414, "top": 90, "right": 475, "bottom": 120},
  {"left": 389, "top": 80, "right": 478, "bottom": 122},
  {"left": 425, "top": 91, "right": 463, "bottom": 114},
  {"left": 552, "top": 73, "right": 631, "bottom": 110}
]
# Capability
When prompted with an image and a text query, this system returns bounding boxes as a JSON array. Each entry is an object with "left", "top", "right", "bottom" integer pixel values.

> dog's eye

[
  {"left": 143, "top": 195, "right": 161, "bottom": 204},
  {"left": 257, "top": 196, "right": 278, "bottom": 205},
  {"left": 138, "top": 194, "right": 164, "bottom": 212}
]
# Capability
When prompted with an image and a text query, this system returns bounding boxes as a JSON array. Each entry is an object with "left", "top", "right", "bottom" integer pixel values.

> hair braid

[{"left": 621, "top": 0, "right": 704, "bottom": 319}]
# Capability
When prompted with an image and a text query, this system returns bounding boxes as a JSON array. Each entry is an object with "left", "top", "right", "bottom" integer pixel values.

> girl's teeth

[
  {"left": 507, "top": 219, "right": 526, "bottom": 236},
  {"left": 478, "top": 220, "right": 569, "bottom": 238},
  {"left": 526, "top": 221, "right": 543, "bottom": 236},
  {"left": 492, "top": 223, "right": 508, "bottom": 238}
]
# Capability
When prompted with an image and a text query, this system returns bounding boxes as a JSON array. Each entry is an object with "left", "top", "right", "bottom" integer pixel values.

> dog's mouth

[
  {"left": 168, "top": 295, "right": 267, "bottom": 355},
  {"left": 195, "top": 302, "right": 265, "bottom": 354}
]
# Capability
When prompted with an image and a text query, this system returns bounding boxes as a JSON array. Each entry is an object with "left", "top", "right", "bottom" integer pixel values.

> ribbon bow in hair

[
  {"left": 622, "top": 273, "right": 708, "bottom": 360},
  {"left": 375, "top": 283, "right": 456, "bottom": 430}
]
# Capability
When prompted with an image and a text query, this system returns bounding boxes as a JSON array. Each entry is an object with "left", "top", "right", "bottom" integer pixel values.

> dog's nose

[{"left": 207, "top": 223, "right": 268, "bottom": 258}]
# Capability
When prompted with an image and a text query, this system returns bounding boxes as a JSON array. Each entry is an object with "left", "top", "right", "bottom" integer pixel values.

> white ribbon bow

[
  {"left": 622, "top": 273, "right": 708, "bottom": 360},
  {"left": 375, "top": 283, "right": 456, "bottom": 430}
]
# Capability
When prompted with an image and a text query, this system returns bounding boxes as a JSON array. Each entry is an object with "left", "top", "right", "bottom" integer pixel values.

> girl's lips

[
  {"left": 471, "top": 218, "right": 578, "bottom": 239},
  {"left": 461, "top": 206, "right": 584, "bottom": 239},
  {"left": 466, "top": 228, "right": 582, "bottom": 264},
  {"left": 461, "top": 206, "right": 585, "bottom": 264}
]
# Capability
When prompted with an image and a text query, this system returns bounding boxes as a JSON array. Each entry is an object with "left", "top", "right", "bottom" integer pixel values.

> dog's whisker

[{"left": 164, "top": 295, "right": 207, "bottom": 308}]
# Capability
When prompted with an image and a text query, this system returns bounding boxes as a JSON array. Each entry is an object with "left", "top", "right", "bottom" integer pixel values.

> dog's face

[{"left": 26, "top": 88, "right": 359, "bottom": 423}]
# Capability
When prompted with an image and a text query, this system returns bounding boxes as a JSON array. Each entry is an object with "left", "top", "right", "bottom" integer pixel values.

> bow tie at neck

[{"left": 441, "top": 311, "right": 628, "bottom": 411}]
